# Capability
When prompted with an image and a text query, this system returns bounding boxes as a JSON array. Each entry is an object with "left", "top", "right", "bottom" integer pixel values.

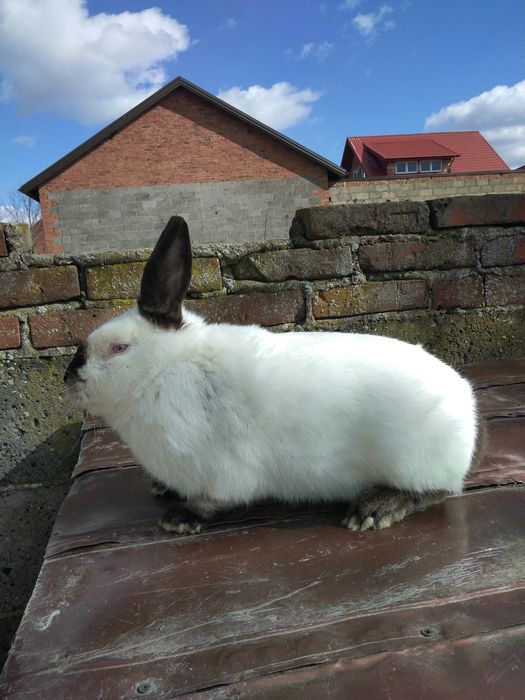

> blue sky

[{"left": 1, "top": 0, "right": 524, "bottom": 215}]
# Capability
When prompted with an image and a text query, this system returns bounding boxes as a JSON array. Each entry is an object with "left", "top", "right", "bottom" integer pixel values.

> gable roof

[
  {"left": 21, "top": 76, "right": 345, "bottom": 200},
  {"left": 343, "top": 131, "right": 509, "bottom": 176}
]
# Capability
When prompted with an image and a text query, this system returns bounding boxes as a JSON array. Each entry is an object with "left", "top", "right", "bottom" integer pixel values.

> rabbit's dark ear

[{"left": 138, "top": 216, "right": 192, "bottom": 328}]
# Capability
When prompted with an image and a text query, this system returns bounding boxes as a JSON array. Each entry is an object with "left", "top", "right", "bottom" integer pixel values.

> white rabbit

[{"left": 65, "top": 217, "right": 481, "bottom": 534}]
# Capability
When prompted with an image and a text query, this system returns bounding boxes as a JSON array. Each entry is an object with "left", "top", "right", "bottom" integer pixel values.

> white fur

[{"left": 74, "top": 306, "right": 478, "bottom": 506}]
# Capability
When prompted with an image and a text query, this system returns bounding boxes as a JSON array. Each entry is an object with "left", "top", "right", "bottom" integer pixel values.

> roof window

[
  {"left": 420, "top": 160, "right": 443, "bottom": 172},
  {"left": 395, "top": 161, "right": 418, "bottom": 174},
  {"left": 395, "top": 159, "right": 443, "bottom": 174}
]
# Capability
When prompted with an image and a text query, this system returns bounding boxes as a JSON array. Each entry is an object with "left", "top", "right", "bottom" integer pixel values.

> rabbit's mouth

[
  {"left": 64, "top": 378, "right": 88, "bottom": 410},
  {"left": 64, "top": 379, "right": 88, "bottom": 418}
]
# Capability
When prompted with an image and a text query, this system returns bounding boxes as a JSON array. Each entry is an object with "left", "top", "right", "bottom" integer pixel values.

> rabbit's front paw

[
  {"left": 160, "top": 505, "right": 204, "bottom": 535},
  {"left": 342, "top": 485, "right": 418, "bottom": 531},
  {"left": 151, "top": 480, "right": 186, "bottom": 500},
  {"left": 151, "top": 479, "right": 170, "bottom": 497}
]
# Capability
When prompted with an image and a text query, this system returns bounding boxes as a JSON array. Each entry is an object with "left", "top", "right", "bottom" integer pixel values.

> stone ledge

[
  {"left": 429, "top": 194, "right": 525, "bottom": 229},
  {"left": 297, "top": 201, "right": 430, "bottom": 240}
]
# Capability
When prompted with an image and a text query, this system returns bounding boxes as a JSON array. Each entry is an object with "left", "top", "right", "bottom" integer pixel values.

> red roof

[
  {"left": 343, "top": 131, "right": 509, "bottom": 176},
  {"left": 366, "top": 139, "right": 458, "bottom": 160}
]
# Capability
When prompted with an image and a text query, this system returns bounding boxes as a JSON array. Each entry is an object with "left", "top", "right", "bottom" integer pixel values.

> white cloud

[
  {"left": 289, "top": 41, "right": 335, "bottom": 63},
  {"left": 298, "top": 43, "right": 315, "bottom": 59},
  {"left": 11, "top": 135, "right": 35, "bottom": 148},
  {"left": 217, "top": 82, "right": 322, "bottom": 131},
  {"left": 0, "top": 0, "right": 190, "bottom": 125},
  {"left": 339, "top": 0, "right": 363, "bottom": 9},
  {"left": 425, "top": 80, "right": 525, "bottom": 169},
  {"left": 352, "top": 4, "right": 395, "bottom": 38},
  {"left": 221, "top": 17, "right": 238, "bottom": 30}
]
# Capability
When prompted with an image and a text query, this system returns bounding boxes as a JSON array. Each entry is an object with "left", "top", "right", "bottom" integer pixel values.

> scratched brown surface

[
  {"left": 72, "top": 427, "right": 137, "bottom": 477},
  {"left": 1, "top": 357, "right": 525, "bottom": 698}
]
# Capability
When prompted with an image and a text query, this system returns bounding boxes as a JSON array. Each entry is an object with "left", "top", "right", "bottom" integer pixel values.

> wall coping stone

[
  {"left": 297, "top": 201, "right": 430, "bottom": 240},
  {"left": 429, "top": 194, "right": 525, "bottom": 229}
]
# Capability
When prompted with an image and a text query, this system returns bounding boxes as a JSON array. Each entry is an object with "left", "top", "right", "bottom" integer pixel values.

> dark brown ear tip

[
  {"left": 138, "top": 215, "right": 192, "bottom": 328},
  {"left": 164, "top": 216, "right": 189, "bottom": 237}
]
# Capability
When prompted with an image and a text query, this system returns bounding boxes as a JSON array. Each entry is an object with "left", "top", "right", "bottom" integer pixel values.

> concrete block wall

[
  {"left": 37, "top": 88, "right": 330, "bottom": 254},
  {"left": 330, "top": 171, "right": 525, "bottom": 205},
  {"left": 1, "top": 193, "right": 525, "bottom": 667},
  {"left": 52, "top": 177, "right": 323, "bottom": 253}
]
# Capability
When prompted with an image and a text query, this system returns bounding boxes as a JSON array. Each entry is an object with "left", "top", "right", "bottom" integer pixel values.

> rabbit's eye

[{"left": 110, "top": 342, "right": 130, "bottom": 355}]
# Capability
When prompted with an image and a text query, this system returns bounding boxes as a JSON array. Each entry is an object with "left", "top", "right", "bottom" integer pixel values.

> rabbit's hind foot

[
  {"left": 342, "top": 485, "right": 448, "bottom": 532},
  {"left": 159, "top": 505, "right": 204, "bottom": 535}
]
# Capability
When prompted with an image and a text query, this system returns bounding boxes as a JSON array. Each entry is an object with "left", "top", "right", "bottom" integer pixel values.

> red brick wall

[
  {"left": 37, "top": 191, "right": 62, "bottom": 254},
  {"left": 37, "top": 88, "right": 331, "bottom": 253},
  {"left": 43, "top": 90, "right": 329, "bottom": 192}
]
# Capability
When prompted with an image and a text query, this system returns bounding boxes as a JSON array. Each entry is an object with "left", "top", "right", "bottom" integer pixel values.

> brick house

[
  {"left": 342, "top": 131, "right": 509, "bottom": 180},
  {"left": 21, "top": 77, "right": 345, "bottom": 254}
]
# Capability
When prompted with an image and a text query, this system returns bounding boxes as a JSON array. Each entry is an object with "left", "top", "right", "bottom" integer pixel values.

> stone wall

[
  {"left": 1, "top": 193, "right": 525, "bottom": 667},
  {"left": 330, "top": 171, "right": 525, "bottom": 204}
]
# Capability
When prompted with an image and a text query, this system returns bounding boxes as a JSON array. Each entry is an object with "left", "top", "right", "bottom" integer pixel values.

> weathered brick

[
  {"left": 481, "top": 235, "right": 525, "bottom": 267},
  {"left": 0, "top": 226, "right": 7, "bottom": 257},
  {"left": 485, "top": 271, "right": 525, "bottom": 307},
  {"left": 86, "top": 257, "right": 222, "bottom": 300},
  {"left": 359, "top": 238, "right": 477, "bottom": 272},
  {"left": 86, "top": 262, "right": 145, "bottom": 300},
  {"left": 0, "top": 316, "right": 21, "bottom": 349},
  {"left": 313, "top": 280, "right": 428, "bottom": 319},
  {"left": 189, "top": 258, "right": 223, "bottom": 293},
  {"left": 0, "top": 266, "right": 80, "bottom": 309},
  {"left": 29, "top": 308, "right": 122, "bottom": 348},
  {"left": 297, "top": 201, "right": 430, "bottom": 240},
  {"left": 429, "top": 194, "right": 525, "bottom": 229},
  {"left": 432, "top": 275, "right": 484, "bottom": 310},
  {"left": 233, "top": 247, "right": 354, "bottom": 282},
  {"left": 186, "top": 291, "right": 305, "bottom": 326}
]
